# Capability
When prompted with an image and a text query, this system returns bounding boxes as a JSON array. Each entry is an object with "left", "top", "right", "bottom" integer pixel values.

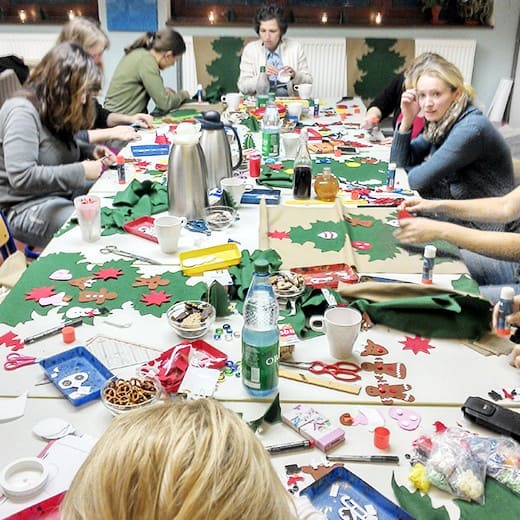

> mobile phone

[{"left": 338, "top": 146, "right": 357, "bottom": 154}]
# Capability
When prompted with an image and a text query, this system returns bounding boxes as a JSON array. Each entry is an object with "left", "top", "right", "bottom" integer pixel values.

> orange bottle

[{"left": 314, "top": 167, "right": 339, "bottom": 201}]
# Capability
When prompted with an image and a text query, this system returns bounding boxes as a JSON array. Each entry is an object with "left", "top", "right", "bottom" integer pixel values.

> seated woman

[
  {"left": 104, "top": 27, "right": 190, "bottom": 116},
  {"left": 0, "top": 42, "right": 115, "bottom": 248},
  {"left": 60, "top": 399, "right": 323, "bottom": 519},
  {"left": 395, "top": 189, "right": 520, "bottom": 302},
  {"left": 238, "top": 3, "right": 312, "bottom": 97},
  {"left": 57, "top": 17, "right": 153, "bottom": 145},
  {"left": 390, "top": 53, "right": 515, "bottom": 233}
]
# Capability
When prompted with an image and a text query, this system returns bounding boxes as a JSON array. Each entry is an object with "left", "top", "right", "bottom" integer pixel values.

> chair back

[
  {"left": 0, "top": 68, "right": 22, "bottom": 108},
  {"left": 0, "top": 209, "right": 17, "bottom": 260}
]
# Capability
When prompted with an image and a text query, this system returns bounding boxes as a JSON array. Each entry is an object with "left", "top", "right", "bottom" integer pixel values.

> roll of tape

[{"left": 0, "top": 457, "right": 48, "bottom": 499}]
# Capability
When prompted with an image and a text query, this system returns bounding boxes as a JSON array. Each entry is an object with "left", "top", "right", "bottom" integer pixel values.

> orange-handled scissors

[
  {"left": 4, "top": 352, "right": 39, "bottom": 371},
  {"left": 280, "top": 360, "right": 361, "bottom": 382}
]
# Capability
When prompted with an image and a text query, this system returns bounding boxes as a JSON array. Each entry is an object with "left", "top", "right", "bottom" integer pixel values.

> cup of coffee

[
  {"left": 294, "top": 83, "right": 313, "bottom": 99},
  {"left": 154, "top": 215, "right": 187, "bottom": 254},
  {"left": 74, "top": 195, "right": 101, "bottom": 242},
  {"left": 281, "top": 133, "right": 300, "bottom": 160},
  {"left": 221, "top": 93, "right": 241, "bottom": 112},
  {"left": 220, "top": 177, "right": 254, "bottom": 206},
  {"left": 309, "top": 306, "right": 362, "bottom": 359}
]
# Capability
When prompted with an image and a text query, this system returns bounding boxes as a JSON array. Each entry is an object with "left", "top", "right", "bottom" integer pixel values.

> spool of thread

[{"left": 62, "top": 326, "right": 76, "bottom": 344}]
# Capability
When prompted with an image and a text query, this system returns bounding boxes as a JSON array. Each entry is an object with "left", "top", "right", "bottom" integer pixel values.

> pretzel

[{"left": 103, "top": 377, "right": 158, "bottom": 407}]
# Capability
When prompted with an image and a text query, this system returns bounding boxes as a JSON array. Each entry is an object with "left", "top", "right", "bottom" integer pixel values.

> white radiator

[
  {"left": 414, "top": 38, "right": 476, "bottom": 84},
  {"left": 0, "top": 32, "right": 57, "bottom": 67},
  {"left": 299, "top": 38, "right": 347, "bottom": 100},
  {"left": 180, "top": 36, "right": 198, "bottom": 94}
]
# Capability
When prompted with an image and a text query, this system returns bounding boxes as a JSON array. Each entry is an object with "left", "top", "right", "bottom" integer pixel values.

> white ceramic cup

[
  {"left": 294, "top": 83, "right": 313, "bottom": 99},
  {"left": 74, "top": 195, "right": 101, "bottom": 243},
  {"left": 281, "top": 133, "right": 300, "bottom": 159},
  {"left": 277, "top": 69, "right": 291, "bottom": 84},
  {"left": 309, "top": 306, "right": 362, "bottom": 359},
  {"left": 220, "top": 177, "right": 254, "bottom": 206},
  {"left": 287, "top": 102, "right": 303, "bottom": 122},
  {"left": 154, "top": 215, "right": 187, "bottom": 254},
  {"left": 221, "top": 93, "right": 241, "bottom": 111}
]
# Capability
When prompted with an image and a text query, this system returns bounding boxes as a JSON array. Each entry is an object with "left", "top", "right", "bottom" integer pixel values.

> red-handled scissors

[
  {"left": 4, "top": 352, "right": 39, "bottom": 371},
  {"left": 280, "top": 360, "right": 361, "bottom": 382}
]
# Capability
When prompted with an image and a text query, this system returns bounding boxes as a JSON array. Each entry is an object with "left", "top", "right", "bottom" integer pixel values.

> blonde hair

[
  {"left": 57, "top": 16, "right": 109, "bottom": 55},
  {"left": 61, "top": 399, "right": 297, "bottom": 520}
]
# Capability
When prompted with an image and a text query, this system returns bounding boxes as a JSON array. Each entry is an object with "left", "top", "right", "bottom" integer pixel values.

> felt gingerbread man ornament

[{"left": 361, "top": 357, "right": 407, "bottom": 379}]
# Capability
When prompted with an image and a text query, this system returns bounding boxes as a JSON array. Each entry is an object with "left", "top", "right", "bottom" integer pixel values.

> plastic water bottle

[
  {"left": 261, "top": 96, "right": 280, "bottom": 158},
  {"left": 256, "top": 65, "right": 270, "bottom": 107},
  {"left": 242, "top": 259, "right": 279, "bottom": 397},
  {"left": 292, "top": 128, "right": 312, "bottom": 199}
]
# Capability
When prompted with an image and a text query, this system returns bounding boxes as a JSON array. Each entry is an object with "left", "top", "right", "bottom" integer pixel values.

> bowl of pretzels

[{"left": 100, "top": 375, "right": 162, "bottom": 415}]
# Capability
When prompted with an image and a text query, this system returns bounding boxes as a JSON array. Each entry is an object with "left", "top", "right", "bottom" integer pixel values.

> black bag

[{"left": 0, "top": 55, "right": 30, "bottom": 84}]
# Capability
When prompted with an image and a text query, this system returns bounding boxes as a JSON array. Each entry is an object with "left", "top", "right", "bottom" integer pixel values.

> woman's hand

[
  {"left": 393, "top": 216, "right": 442, "bottom": 244},
  {"left": 399, "top": 196, "right": 437, "bottom": 214},
  {"left": 107, "top": 125, "right": 141, "bottom": 142},
  {"left": 93, "top": 145, "right": 116, "bottom": 165},
  {"left": 82, "top": 159, "right": 104, "bottom": 181},
  {"left": 131, "top": 113, "right": 154, "bottom": 128},
  {"left": 399, "top": 89, "right": 421, "bottom": 131},
  {"left": 280, "top": 66, "right": 295, "bottom": 80},
  {"left": 492, "top": 295, "right": 520, "bottom": 331}
]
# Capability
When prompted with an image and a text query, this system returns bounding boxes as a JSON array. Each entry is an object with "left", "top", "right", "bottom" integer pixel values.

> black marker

[
  {"left": 265, "top": 439, "right": 314, "bottom": 454},
  {"left": 326, "top": 455, "right": 399, "bottom": 464},
  {"left": 23, "top": 318, "right": 84, "bottom": 345}
]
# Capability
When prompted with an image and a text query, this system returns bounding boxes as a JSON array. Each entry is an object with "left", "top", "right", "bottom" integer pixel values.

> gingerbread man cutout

[
  {"left": 69, "top": 276, "right": 96, "bottom": 290},
  {"left": 361, "top": 358, "right": 407, "bottom": 379},
  {"left": 366, "top": 383, "right": 415, "bottom": 405},
  {"left": 133, "top": 275, "right": 169, "bottom": 291},
  {"left": 360, "top": 339, "right": 388, "bottom": 357},
  {"left": 78, "top": 288, "right": 117, "bottom": 305}
]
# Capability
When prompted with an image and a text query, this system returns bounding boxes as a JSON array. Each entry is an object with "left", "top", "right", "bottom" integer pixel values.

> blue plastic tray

[
  {"left": 130, "top": 144, "right": 170, "bottom": 156},
  {"left": 241, "top": 188, "right": 281, "bottom": 205},
  {"left": 39, "top": 346, "right": 114, "bottom": 407},
  {"left": 300, "top": 466, "right": 413, "bottom": 520}
]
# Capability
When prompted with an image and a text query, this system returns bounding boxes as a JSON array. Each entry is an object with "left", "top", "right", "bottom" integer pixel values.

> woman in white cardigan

[{"left": 238, "top": 3, "right": 312, "bottom": 96}]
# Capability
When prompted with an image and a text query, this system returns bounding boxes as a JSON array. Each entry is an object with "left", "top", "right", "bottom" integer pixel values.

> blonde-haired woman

[
  {"left": 61, "top": 399, "right": 304, "bottom": 520},
  {"left": 104, "top": 27, "right": 190, "bottom": 116},
  {"left": 390, "top": 54, "right": 515, "bottom": 233},
  {"left": 57, "top": 17, "right": 153, "bottom": 144}
]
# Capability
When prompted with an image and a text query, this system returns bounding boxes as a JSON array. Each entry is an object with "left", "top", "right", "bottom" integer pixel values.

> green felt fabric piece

[
  {"left": 391, "top": 473, "right": 450, "bottom": 520},
  {"left": 241, "top": 116, "right": 260, "bottom": 133},
  {"left": 451, "top": 273, "right": 481, "bottom": 295},
  {"left": 208, "top": 281, "right": 232, "bottom": 317},
  {"left": 247, "top": 393, "right": 281, "bottom": 432},
  {"left": 0, "top": 252, "right": 206, "bottom": 326},
  {"left": 350, "top": 293, "right": 492, "bottom": 339},
  {"left": 152, "top": 108, "right": 201, "bottom": 120},
  {"left": 257, "top": 162, "right": 294, "bottom": 188}
]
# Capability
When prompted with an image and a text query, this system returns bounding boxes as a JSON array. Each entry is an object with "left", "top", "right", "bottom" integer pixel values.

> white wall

[{"left": 1, "top": 0, "right": 518, "bottom": 115}]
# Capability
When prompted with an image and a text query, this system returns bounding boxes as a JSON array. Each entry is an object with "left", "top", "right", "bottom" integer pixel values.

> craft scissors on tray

[
  {"left": 4, "top": 352, "right": 39, "bottom": 371},
  {"left": 279, "top": 360, "right": 362, "bottom": 381},
  {"left": 99, "top": 245, "right": 162, "bottom": 265}
]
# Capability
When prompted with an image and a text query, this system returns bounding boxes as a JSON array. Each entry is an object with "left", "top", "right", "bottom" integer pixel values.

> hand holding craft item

[{"left": 74, "top": 195, "right": 101, "bottom": 242}]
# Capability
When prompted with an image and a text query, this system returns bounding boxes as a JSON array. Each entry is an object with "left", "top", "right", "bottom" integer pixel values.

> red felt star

[
  {"left": 155, "top": 134, "right": 171, "bottom": 145},
  {"left": 140, "top": 290, "right": 171, "bottom": 307},
  {"left": 154, "top": 163, "right": 167, "bottom": 172},
  {"left": 267, "top": 163, "right": 283, "bottom": 170},
  {"left": 0, "top": 331, "right": 24, "bottom": 351},
  {"left": 25, "top": 286, "right": 55, "bottom": 302},
  {"left": 399, "top": 335, "right": 436, "bottom": 355},
  {"left": 268, "top": 230, "right": 290, "bottom": 240},
  {"left": 95, "top": 267, "right": 124, "bottom": 280}
]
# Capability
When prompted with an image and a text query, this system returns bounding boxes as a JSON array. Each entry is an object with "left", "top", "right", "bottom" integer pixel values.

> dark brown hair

[
  {"left": 124, "top": 27, "right": 186, "bottom": 56},
  {"left": 22, "top": 42, "right": 101, "bottom": 143},
  {"left": 254, "top": 3, "right": 288, "bottom": 36}
]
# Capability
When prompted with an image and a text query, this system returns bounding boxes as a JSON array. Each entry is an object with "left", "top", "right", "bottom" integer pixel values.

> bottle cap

[
  {"left": 116, "top": 155, "right": 125, "bottom": 165},
  {"left": 62, "top": 326, "right": 76, "bottom": 344},
  {"left": 500, "top": 287, "right": 515, "bottom": 300},
  {"left": 424, "top": 245, "right": 437, "bottom": 258},
  {"left": 253, "top": 258, "right": 269, "bottom": 274}
]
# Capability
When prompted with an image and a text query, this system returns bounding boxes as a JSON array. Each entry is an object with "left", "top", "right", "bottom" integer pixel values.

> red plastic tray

[{"left": 123, "top": 216, "right": 158, "bottom": 243}]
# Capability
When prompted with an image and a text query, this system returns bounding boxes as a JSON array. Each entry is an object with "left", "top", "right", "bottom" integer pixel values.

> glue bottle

[
  {"left": 116, "top": 155, "right": 126, "bottom": 185},
  {"left": 386, "top": 162, "right": 396, "bottom": 191},
  {"left": 421, "top": 245, "right": 436, "bottom": 284},
  {"left": 196, "top": 83, "right": 203, "bottom": 103},
  {"left": 496, "top": 287, "right": 515, "bottom": 336}
]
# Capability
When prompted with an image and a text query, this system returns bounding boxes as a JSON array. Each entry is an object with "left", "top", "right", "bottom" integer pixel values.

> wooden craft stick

[{"left": 279, "top": 369, "right": 361, "bottom": 395}]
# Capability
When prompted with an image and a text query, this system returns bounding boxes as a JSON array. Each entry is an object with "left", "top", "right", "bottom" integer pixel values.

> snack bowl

[
  {"left": 203, "top": 205, "right": 237, "bottom": 232},
  {"left": 100, "top": 375, "right": 162, "bottom": 416},
  {"left": 166, "top": 300, "right": 216, "bottom": 339},
  {"left": 269, "top": 271, "right": 306, "bottom": 299}
]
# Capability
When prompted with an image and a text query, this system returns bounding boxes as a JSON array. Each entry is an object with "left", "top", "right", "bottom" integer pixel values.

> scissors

[
  {"left": 279, "top": 360, "right": 362, "bottom": 382},
  {"left": 99, "top": 245, "right": 162, "bottom": 265},
  {"left": 4, "top": 352, "right": 39, "bottom": 371}
]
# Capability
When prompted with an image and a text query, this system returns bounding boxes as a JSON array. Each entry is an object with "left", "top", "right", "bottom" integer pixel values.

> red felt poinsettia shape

[
  {"left": 268, "top": 230, "right": 290, "bottom": 240},
  {"left": 140, "top": 290, "right": 171, "bottom": 306},
  {"left": 25, "top": 286, "right": 55, "bottom": 302},
  {"left": 399, "top": 335, "right": 435, "bottom": 355},
  {"left": 95, "top": 268, "right": 124, "bottom": 280},
  {"left": 0, "top": 331, "right": 24, "bottom": 351}
]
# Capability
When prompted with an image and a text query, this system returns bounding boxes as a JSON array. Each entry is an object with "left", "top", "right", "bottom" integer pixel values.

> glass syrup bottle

[{"left": 292, "top": 128, "right": 312, "bottom": 199}]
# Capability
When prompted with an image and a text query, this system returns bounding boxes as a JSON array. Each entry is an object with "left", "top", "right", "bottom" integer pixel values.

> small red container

[{"left": 249, "top": 153, "right": 261, "bottom": 178}]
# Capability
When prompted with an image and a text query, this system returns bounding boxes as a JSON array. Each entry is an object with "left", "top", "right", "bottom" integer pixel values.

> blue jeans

[{"left": 460, "top": 249, "right": 520, "bottom": 303}]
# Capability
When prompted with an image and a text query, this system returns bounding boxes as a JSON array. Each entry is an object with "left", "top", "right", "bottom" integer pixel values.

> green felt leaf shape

[{"left": 290, "top": 220, "right": 349, "bottom": 253}]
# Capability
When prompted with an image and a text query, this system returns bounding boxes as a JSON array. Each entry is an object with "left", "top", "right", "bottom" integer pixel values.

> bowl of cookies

[
  {"left": 269, "top": 271, "right": 306, "bottom": 300},
  {"left": 100, "top": 375, "right": 162, "bottom": 415},
  {"left": 166, "top": 300, "right": 216, "bottom": 339}
]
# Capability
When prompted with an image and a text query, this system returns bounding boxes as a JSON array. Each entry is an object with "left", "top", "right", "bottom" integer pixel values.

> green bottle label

[
  {"left": 262, "top": 132, "right": 280, "bottom": 157},
  {"left": 242, "top": 341, "right": 279, "bottom": 391}
]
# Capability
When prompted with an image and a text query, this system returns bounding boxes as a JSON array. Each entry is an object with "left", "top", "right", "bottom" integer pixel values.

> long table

[{"left": 1, "top": 99, "right": 518, "bottom": 518}]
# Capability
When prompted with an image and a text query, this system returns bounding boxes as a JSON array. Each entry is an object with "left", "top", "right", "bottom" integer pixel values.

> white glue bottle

[
  {"left": 496, "top": 287, "right": 515, "bottom": 336},
  {"left": 421, "top": 245, "right": 437, "bottom": 284}
]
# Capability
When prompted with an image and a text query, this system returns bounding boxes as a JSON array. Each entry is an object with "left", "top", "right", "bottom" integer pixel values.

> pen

[
  {"left": 23, "top": 318, "right": 84, "bottom": 345},
  {"left": 326, "top": 455, "right": 399, "bottom": 464},
  {"left": 265, "top": 439, "right": 314, "bottom": 454}
]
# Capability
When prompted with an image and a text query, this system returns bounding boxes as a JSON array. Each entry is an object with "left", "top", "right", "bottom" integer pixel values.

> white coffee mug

[
  {"left": 154, "top": 215, "right": 187, "bottom": 254},
  {"left": 221, "top": 93, "right": 241, "bottom": 112},
  {"left": 309, "top": 306, "right": 362, "bottom": 359},
  {"left": 281, "top": 133, "right": 300, "bottom": 159},
  {"left": 220, "top": 177, "right": 254, "bottom": 206},
  {"left": 294, "top": 83, "right": 313, "bottom": 99},
  {"left": 287, "top": 102, "right": 303, "bottom": 122}
]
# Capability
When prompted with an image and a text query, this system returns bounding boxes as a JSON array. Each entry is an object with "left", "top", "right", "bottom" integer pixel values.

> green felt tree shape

[
  {"left": 354, "top": 39, "right": 405, "bottom": 102},
  {"left": 290, "top": 220, "right": 349, "bottom": 253},
  {"left": 205, "top": 37, "right": 245, "bottom": 100}
]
